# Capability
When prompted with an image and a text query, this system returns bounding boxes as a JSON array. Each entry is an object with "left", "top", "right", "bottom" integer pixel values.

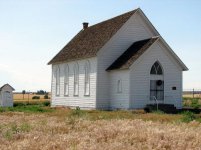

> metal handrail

[{"left": 153, "top": 96, "right": 158, "bottom": 111}]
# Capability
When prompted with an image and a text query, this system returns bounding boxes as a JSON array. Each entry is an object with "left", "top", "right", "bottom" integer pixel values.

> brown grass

[{"left": 1, "top": 109, "right": 201, "bottom": 149}]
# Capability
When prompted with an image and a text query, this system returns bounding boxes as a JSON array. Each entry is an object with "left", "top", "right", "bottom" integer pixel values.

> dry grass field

[
  {"left": 1, "top": 106, "right": 201, "bottom": 150},
  {"left": 183, "top": 93, "right": 201, "bottom": 98},
  {"left": 14, "top": 93, "right": 50, "bottom": 102},
  {"left": 0, "top": 95, "right": 200, "bottom": 149}
]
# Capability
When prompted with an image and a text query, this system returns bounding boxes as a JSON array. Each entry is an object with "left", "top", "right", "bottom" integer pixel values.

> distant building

[
  {"left": 48, "top": 8, "right": 188, "bottom": 110},
  {"left": 0, "top": 84, "right": 15, "bottom": 107}
]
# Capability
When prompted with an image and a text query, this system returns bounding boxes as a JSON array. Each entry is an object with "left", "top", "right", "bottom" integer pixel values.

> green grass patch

[
  {"left": 0, "top": 104, "right": 185, "bottom": 123},
  {"left": 70, "top": 107, "right": 86, "bottom": 117},
  {"left": 191, "top": 99, "right": 200, "bottom": 109},
  {"left": 183, "top": 97, "right": 201, "bottom": 108},
  {"left": 13, "top": 100, "right": 50, "bottom": 107},
  {"left": 152, "top": 110, "right": 165, "bottom": 114},
  {"left": 0, "top": 105, "right": 53, "bottom": 113},
  {"left": 181, "top": 111, "right": 196, "bottom": 123},
  {"left": 64, "top": 109, "right": 182, "bottom": 123}
]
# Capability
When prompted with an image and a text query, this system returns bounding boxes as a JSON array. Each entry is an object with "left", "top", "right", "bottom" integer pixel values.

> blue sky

[{"left": 0, "top": 0, "right": 201, "bottom": 92}]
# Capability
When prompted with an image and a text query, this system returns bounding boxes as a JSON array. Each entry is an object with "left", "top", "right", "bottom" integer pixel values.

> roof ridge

[{"left": 88, "top": 9, "right": 138, "bottom": 29}]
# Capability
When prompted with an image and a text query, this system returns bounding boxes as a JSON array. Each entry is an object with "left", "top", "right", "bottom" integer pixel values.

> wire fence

[{"left": 183, "top": 89, "right": 201, "bottom": 98}]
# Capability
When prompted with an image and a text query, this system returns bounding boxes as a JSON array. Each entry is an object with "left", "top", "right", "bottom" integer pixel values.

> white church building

[{"left": 48, "top": 8, "right": 188, "bottom": 109}]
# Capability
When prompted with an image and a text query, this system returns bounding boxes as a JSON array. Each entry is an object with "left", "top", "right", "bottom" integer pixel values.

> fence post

[
  {"left": 193, "top": 88, "right": 194, "bottom": 98},
  {"left": 28, "top": 92, "right": 29, "bottom": 104}
]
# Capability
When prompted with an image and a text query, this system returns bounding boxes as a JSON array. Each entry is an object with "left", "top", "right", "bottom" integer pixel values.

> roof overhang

[
  {"left": 158, "top": 37, "right": 188, "bottom": 71},
  {"left": 0, "top": 84, "right": 15, "bottom": 91}
]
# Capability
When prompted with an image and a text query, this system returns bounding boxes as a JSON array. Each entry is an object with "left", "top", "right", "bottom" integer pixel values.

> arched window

[
  {"left": 117, "top": 79, "right": 122, "bottom": 93},
  {"left": 150, "top": 61, "right": 163, "bottom": 75},
  {"left": 74, "top": 63, "right": 79, "bottom": 96},
  {"left": 84, "top": 61, "right": 90, "bottom": 96},
  {"left": 150, "top": 61, "right": 164, "bottom": 100},
  {"left": 55, "top": 66, "right": 60, "bottom": 96},
  {"left": 64, "top": 65, "right": 69, "bottom": 96}
]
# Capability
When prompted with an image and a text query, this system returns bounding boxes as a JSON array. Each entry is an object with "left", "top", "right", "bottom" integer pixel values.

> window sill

[{"left": 84, "top": 95, "right": 90, "bottom": 97}]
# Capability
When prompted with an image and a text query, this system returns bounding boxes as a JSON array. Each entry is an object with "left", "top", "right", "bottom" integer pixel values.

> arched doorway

[{"left": 150, "top": 61, "right": 164, "bottom": 101}]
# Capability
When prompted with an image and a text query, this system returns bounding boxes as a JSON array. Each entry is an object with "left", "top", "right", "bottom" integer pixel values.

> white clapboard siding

[
  {"left": 129, "top": 40, "right": 183, "bottom": 109},
  {"left": 50, "top": 10, "right": 185, "bottom": 110},
  {"left": 96, "top": 12, "right": 157, "bottom": 109},
  {"left": 51, "top": 57, "right": 97, "bottom": 109},
  {"left": 109, "top": 70, "right": 130, "bottom": 109}
]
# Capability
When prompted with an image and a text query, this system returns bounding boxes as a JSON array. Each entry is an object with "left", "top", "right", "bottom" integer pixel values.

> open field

[
  {"left": 183, "top": 94, "right": 201, "bottom": 98},
  {"left": 1, "top": 105, "right": 201, "bottom": 149},
  {"left": 14, "top": 93, "right": 201, "bottom": 100},
  {"left": 14, "top": 93, "right": 51, "bottom": 101}
]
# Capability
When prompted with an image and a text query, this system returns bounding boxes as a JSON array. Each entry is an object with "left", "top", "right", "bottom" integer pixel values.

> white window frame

[
  {"left": 55, "top": 66, "right": 60, "bottom": 96},
  {"left": 117, "top": 79, "right": 122, "bottom": 93},
  {"left": 64, "top": 64, "right": 69, "bottom": 96},
  {"left": 74, "top": 63, "right": 79, "bottom": 96},
  {"left": 84, "top": 61, "right": 90, "bottom": 96}
]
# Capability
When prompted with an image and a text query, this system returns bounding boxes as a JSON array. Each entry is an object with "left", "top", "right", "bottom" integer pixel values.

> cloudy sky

[{"left": 0, "top": 0, "right": 201, "bottom": 92}]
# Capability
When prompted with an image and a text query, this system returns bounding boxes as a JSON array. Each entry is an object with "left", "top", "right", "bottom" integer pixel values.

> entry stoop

[{"left": 145, "top": 104, "right": 177, "bottom": 114}]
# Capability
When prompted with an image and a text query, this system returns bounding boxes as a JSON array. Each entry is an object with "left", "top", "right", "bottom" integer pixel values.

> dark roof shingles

[
  {"left": 48, "top": 9, "right": 137, "bottom": 64},
  {"left": 106, "top": 37, "right": 159, "bottom": 70}
]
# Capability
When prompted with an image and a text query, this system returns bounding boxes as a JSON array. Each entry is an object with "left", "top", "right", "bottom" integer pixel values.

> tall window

[
  {"left": 150, "top": 80, "right": 164, "bottom": 100},
  {"left": 55, "top": 66, "right": 60, "bottom": 96},
  {"left": 150, "top": 61, "right": 164, "bottom": 100},
  {"left": 74, "top": 63, "right": 79, "bottom": 96},
  {"left": 84, "top": 61, "right": 90, "bottom": 96},
  {"left": 150, "top": 61, "right": 163, "bottom": 75},
  {"left": 117, "top": 79, "right": 122, "bottom": 93},
  {"left": 64, "top": 65, "right": 69, "bottom": 96}
]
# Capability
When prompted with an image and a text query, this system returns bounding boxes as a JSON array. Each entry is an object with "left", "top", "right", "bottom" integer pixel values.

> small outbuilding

[{"left": 0, "top": 84, "right": 15, "bottom": 107}]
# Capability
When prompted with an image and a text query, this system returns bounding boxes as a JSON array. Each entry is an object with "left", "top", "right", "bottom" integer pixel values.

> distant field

[
  {"left": 183, "top": 94, "right": 201, "bottom": 98},
  {"left": 14, "top": 93, "right": 201, "bottom": 99},
  {"left": 183, "top": 90, "right": 201, "bottom": 98},
  {"left": 13, "top": 93, "right": 51, "bottom": 101}
]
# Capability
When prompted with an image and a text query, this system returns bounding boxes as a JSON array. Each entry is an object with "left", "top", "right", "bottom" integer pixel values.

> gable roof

[
  {"left": 107, "top": 37, "right": 159, "bottom": 70},
  {"left": 48, "top": 9, "right": 137, "bottom": 65},
  {"left": 0, "top": 84, "right": 15, "bottom": 91},
  {"left": 107, "top": 36, "right": 188, "bottom": 71}
]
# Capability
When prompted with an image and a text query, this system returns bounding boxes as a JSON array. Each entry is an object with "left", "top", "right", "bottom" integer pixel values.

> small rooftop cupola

[{"left": 83, "top": 22, "right": 89, "bottom": 30}]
